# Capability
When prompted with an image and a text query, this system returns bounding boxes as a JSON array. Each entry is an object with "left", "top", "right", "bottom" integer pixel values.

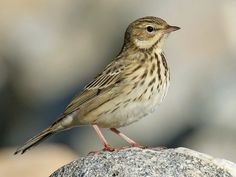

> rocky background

[
  {"left": 0, "top": 0, "right": 236, "bottom": 176},
  {"left": 50, "top": 148, "right": 236, "bottom": 177}
]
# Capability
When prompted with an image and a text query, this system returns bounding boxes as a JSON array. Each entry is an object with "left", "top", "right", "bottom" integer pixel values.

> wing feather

[
  {"left": 85, "top": 61, "right": 125, "bottom": 89},
  {"left": 62, "top": 59, "right": 126, "bottom": 116}
]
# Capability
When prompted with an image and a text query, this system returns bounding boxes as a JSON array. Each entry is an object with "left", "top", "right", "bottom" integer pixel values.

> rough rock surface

[{"left": 50, "top": 147, "right": 236, "bottom": 177}]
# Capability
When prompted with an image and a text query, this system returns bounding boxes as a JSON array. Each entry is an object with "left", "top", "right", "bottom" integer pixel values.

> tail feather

[{"left": 14, "top": 127, "right": 55, "bottom": 155}]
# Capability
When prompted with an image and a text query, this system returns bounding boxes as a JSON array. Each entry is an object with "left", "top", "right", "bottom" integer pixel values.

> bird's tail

[{"left": 14, "top": 127, "right": 57, "bottom": 155}]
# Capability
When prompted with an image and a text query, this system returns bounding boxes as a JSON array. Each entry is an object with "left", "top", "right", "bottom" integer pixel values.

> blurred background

[{"left": 1, "top": 0, "right": 236, "bottom": 176}]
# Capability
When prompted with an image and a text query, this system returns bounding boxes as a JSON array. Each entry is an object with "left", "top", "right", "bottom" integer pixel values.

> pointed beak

[{"left": 162, "top": 25, "right": 180, "bottom": 34}]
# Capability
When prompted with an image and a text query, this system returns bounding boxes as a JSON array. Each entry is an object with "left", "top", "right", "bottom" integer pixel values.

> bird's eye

[{"left": 146, "top": 26, "right": 154, "bottom": 33}]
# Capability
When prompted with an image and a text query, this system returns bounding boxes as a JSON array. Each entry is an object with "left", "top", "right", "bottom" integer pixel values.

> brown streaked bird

[{"left": 15, "top": 16, "right": 180, "bottom": 154}]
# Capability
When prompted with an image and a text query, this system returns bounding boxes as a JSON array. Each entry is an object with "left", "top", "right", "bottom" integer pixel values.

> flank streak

[
  {"left": 148, "top": 77, "right": 156, "bottom": 87},
  {"left": 160, "top": 53, "right": 168, "bottom": 77},
  {"left": 155, "top": 53, "right": 162, "bottom": 84},
  {"left": 150, "top": 62, "right": 155, "bottom": 76},
  {"left": 140, "top": 69, "right": 148, "bottom": 79},
  {"left": 132, "top": 65, "right": 142, "bottom": 73}
]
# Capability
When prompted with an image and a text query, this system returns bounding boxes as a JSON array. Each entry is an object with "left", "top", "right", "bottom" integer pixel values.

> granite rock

[{"left": 50, "top": 147, "right": 236, "bottom": 177}]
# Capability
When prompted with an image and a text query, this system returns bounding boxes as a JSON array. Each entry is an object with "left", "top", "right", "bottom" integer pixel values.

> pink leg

[
  {"left": 110, "top": 128, "right": 142, "bottom": 147},
  {"left": 110, "top": 128, "right": 164, "bottom": 150},
  {"left": 92, "top": 125, "right": 114, "bottom": 151}
]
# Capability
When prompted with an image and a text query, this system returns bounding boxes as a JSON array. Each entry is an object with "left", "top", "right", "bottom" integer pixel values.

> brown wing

[
  {"left": 85, "top": 60, "right": 125, "bottom": 89},
  {"left": 62, "top": 59, "right": 126, "bottom": 116}
]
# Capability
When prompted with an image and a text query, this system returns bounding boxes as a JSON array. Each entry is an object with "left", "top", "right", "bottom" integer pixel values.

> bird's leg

[
  {"left": 92, "top": 125, "right": 114, "bottom": 151},
  {"left": 110, "top": 128, "right": 142, "bottom": 147},
  {"left": 110, "top": 128, "right": 164, "bottom": 150}
]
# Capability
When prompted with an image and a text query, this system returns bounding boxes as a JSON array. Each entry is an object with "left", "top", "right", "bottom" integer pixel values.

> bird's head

[{"left": 124, "top": 16, "right": 180, "bottom": 51}]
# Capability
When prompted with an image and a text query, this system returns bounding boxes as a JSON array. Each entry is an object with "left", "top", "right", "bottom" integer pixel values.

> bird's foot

[
  {"left": 130, "top": 143, "right": 144, "bottom": 148},
  {"left": 88, "top": 144, "right": 166, "bottom": 155},
  {"left": 129, "top": 143, "right": 166, "bottom": 151},
  {"left": 142, "top": 146, "right": 167, "bottom": 151},
  {"left": 88, "top": 145, "right": 123, "bottom": 155},
  {"left": 102, "top": 144, "right": 117, "bottom": 152}
]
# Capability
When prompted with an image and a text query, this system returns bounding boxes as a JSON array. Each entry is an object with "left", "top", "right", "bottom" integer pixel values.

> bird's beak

[{"left": 162, "top": 25, "right": 180, "bottom": 34}]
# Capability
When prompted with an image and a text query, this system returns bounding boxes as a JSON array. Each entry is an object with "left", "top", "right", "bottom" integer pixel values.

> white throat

[{"left": 134, "top": 34, "right": 168, "bottom": 50}]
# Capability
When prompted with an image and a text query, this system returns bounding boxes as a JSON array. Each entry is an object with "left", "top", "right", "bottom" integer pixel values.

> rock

[{"left": 50, "top": 147, "right": 236, "bottom": 177}]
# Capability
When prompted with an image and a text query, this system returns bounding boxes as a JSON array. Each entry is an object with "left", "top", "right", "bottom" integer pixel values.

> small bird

[{"left": 15, "top": 16, "right": 180, "bottom": 154}]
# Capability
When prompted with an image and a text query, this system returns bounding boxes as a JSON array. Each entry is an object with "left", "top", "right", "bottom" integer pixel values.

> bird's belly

[{"left": 94, "top": 85, "right": 168, "bottom": 128}]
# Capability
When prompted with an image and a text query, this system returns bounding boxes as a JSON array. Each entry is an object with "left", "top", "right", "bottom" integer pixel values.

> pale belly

[{"left": 93, "top": 82, "right": 169, "bottom": 128}]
